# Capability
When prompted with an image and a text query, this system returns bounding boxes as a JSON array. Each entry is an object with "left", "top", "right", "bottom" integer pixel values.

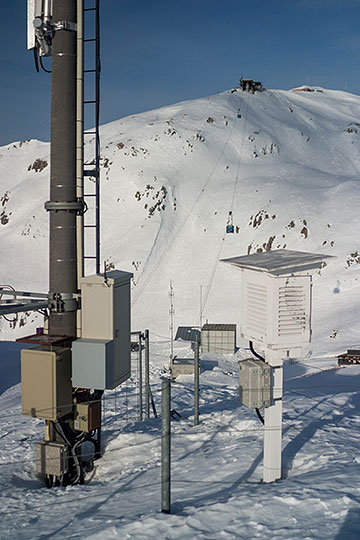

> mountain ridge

[{"left": 1, "top": 86, "right": 360, "bottom": 354}]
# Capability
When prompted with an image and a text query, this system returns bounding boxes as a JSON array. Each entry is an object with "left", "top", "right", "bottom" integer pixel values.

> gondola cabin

[{"left": 226, "top": 211, "right": 234, "bottom": 233}]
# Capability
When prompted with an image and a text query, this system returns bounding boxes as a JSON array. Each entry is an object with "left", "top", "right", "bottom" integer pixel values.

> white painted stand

[{"left": 263, "top": 348, "right": 283, "bottom": 483}]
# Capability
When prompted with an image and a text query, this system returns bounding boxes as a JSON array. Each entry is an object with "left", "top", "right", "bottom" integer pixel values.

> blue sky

[{"left": 0, "top": 0, "right": 360, "bottom": 146}]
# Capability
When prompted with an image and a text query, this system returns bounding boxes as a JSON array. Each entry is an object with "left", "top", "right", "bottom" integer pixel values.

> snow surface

[
  {"left": 1, "top": 341, "right": 360, "bottom": 539},
  {"left": 1, "top": 86, "right": 360, "bottom": 537}
]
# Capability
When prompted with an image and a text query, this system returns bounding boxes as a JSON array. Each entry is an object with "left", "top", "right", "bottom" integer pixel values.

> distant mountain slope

[{"left": 1, "top": 87, "right": 360, "bottom": 355}]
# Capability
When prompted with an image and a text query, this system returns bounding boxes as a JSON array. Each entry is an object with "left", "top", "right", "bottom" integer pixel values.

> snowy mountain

[
  {"left": 1, "top": 85, "right": 360, "bottom": 357},
  {"left": 1, "top": 86, "right": 360, "bottom": 539}
]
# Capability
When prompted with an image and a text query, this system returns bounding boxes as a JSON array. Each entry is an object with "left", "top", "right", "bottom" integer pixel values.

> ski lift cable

[
  {"left": 228, "top": 92, "right": 251, "bottom": 216},
  {"left": 131, "top": 112, "right": 239, "bottom": 307},
  {"left": 199, "top": 93, "right": 251, "bottom": 320}
]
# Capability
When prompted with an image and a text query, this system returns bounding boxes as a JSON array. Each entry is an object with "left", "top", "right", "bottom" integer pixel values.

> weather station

[
  {"left": 222, "top": 249, "right": 333, "bottom": 483},
  {"left": 0, "top": 0, "right": 133, "bottom": 487}
]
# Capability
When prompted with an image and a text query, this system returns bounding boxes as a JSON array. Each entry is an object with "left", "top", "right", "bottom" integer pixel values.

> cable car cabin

[{"left": 226, "top": 211, "right": 234, "bottom": 233}]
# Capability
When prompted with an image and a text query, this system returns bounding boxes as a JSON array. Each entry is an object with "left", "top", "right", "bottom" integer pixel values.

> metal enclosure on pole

[
  {"left": 48, "top": 0, "right": 78, "bottom": 337},
  {"left": 222, "top": 249, "right": 333, "bottom": 483}
]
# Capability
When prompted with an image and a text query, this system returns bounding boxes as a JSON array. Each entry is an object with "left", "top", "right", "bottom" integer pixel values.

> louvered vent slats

[
  {"left": 278, "top": 285, "right": 306, "bottom": 337},
  {"left": 241, "top": 271, "right": 311, "bottom": 346},
  {"left": 245, "top": 283, "right": 267, "bottom": 336}
]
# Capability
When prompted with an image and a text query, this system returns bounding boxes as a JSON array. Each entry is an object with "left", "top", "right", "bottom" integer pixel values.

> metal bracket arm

[
  {"left": 53, "top": 21, "right": 77, "bottom": 32},
  {"left": 0, "top": 301, "right": 49, "bottom": 316}
]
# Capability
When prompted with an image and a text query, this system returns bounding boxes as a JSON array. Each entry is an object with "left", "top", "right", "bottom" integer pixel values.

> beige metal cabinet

[{"left": 21, "top": 348, "right": 72, "bottom": 420}]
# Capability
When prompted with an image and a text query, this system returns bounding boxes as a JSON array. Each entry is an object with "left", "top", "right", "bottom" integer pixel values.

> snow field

[
  {"left": 0, "top": 340, "right": 360, "bottom": 539},
  {"left": 1, "top": 86, "right": 360, "bottom": 537}
]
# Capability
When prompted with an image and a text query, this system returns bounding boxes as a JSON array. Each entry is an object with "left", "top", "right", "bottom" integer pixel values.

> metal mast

[{"left": 47, "top": 0, "right": 78, "bottom": 336}]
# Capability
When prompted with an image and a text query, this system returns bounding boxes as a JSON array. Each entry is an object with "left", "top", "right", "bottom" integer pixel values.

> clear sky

[{"left": 0, "top": 0, "right": 360, "bottom": 146}]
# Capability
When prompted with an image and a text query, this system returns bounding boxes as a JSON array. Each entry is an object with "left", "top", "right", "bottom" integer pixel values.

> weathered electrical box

[
  {"left": 74, "top": 401, "right": 101, "bottom": 432},
  {"left": 21, "top": 348, "right": 72, "bottom": 420},
  {"left": 239, "top": 358, "right": 272, "bottom": 408},
  {"left": 201, "top": 323, "right": 236, "bottom": 354},
  {"left": 72, "top": 270, "right": 133, "bottom": 390},
  {"left": 36, "top": 441, "right": 68, "bottom": 477}
]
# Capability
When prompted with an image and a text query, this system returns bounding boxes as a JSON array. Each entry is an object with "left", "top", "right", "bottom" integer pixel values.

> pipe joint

[{"left": 45, "top": 199, "right": 86, "bottom": 215}]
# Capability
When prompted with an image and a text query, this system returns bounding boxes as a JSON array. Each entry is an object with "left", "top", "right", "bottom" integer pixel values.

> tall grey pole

[
  {"left": 48, "top": 0, "right": 78, "bottom": 336},
  {"left": 145, "top": 329, "right": 150, "bottom": 418},
  {"left": 194, "top": 338, "right": 200, "bottom": 426},
  {"left": 138, "top": 333, "right": 143, "bottom": 421},
  {"left": 161, "top": 379, "right": 171, "bottom": 513}
]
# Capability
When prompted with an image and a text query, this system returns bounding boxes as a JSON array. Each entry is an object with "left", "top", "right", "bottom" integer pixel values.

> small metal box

[
  {"left": 21, "top": 347, "right": 72, "bottom": 420},
  {"left": 239, "top": 358, "right": 272, "bottom": 408},
  {"left": 72, "top": 338, "right": 118, "bottom": 389},
  {"left": 73, "top": 270, "right": 133, "bottom": 389},
  {"left": 36, "top": 441, "right": 68, "bottom": 477},
  {"left": 201, "top": 324, "right": 236, "bottom": 354},
  {"left": 74, "top": 401, "right": 101, "bottom": 432}
]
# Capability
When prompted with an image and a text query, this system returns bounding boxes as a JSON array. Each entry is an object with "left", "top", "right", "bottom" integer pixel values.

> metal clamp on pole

[
  {"left": 44, "top": 199, "right": 86, "bottom": 215},
  {"left": 53, "top": 21, "right": 77, "bottom": 32},
  {"left": 48, "top": 292, "right": 79, "bottom": 313}
]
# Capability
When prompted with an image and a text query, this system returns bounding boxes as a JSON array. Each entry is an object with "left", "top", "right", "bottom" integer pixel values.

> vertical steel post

[
  {"left": 194, "top": 338, "right": 200, "bottom": 426},
  {"left": 161, "top": 378, "right": 171, "bottom": 513},
  {"left": 138, "top": 332, "right": 143, "bottom": 421},
  {"left": 48, "top": 0, "right": 78, "bottom": 336},
  {"left": 145, "top": 329, "right": 150, "bottom": 418},
  {"left": 263, "top": 349, "right": 283, "bottom": 483}
]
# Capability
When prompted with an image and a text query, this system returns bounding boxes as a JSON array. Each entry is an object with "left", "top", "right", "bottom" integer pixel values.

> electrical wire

[
  {"left": 39, "top": 56, "right": 52, "bottom": 74},
  {"left": 199, "top": 92, "right": 251, "bottom": 319},
  {"left": 249, "top": 341, "right": 265, "bottom": 362},
  {"left": 132, "top": 111, "right": 239, "bottom": 308},
  {"left": 255, "top": 408, "right": 264, "bottom": 425},
  {"left": 0, "top": 285, "right": 18, "bottom": 324},
  {"left": 33, "top": 47, "right": 40, "bottom": 72}
]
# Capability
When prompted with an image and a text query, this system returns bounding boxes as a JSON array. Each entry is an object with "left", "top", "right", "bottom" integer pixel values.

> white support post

[{"left": 263, "top": 348, "right": 283, "bottom": 483}]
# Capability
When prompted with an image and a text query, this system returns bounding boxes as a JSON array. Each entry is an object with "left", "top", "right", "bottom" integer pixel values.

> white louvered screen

[
  {"left": 242, "top": 271, "right": 269, "bottom": 343},
  {"left": 244, "top": 281, "right": 267, "bottom": 341},
  {"left": 273, "top": 276, "right": 311, "bottom": 345},
  {"left": 241, "top": 271, "right": 311, "bottom": 347}
]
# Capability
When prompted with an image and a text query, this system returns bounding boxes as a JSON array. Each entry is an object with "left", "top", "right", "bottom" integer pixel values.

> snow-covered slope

[
  {"left": 1, "top": 86, "right": 360, "bottom": 356},
  {"left": 1, "top": 87, "right": 360, "bottom": 538}
]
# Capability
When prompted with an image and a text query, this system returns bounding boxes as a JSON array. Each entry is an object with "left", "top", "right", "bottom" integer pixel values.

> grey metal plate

[{"left": 221, "top": 249, "right": 334, "bottom": 275}]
